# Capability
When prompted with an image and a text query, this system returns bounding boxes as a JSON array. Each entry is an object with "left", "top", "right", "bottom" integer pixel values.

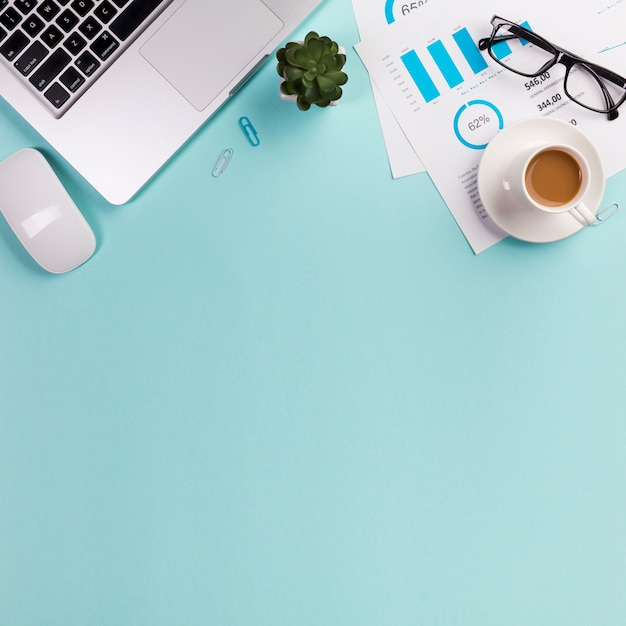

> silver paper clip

[
  {"left": 238, "top": 116, "right": 260, "bottom": 147},
  {"left": 212, "top": 148, "right": 233, "bottom": 177},
  {"left": 595, "top": 202, "right": 619, "bottom": 224}
]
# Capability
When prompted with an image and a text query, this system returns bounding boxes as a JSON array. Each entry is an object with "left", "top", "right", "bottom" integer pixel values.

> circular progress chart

[{"left": 453, "top": 100, "right": 504, "bottom": 150}]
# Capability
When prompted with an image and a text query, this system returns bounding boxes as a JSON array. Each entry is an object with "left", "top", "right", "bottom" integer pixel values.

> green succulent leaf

[
  {"left": 292, "top": 78, "right": 307, "bottom": 95},
  {"left": 324, "top": 71, "right": 348, "bottom": 86},
  {"left": 318, "top": 54, "right": 336, "bottom": 71},
  {"left": 280, "top": 81, "right": 297, "bottom": 96},
  {"left": 283, "top": 66, "right": 305, "bottom": 82},
  {"left": 315, "top": 75, "right": 339, "bottom": 99},
  {"left": 304, "top": 31, "right": 320, "bottom": 44},
  {"left": 304, "top": 83, "right": 321, "bottom": 102},
  {"left": 298, "top": 74, "right": 312, "bottom": 89},
  {"left": 306, "top": 37, "right": 324, "bottom": 62},
  {"left": 296, "top": 96, "right": 312, "bottom": 111},
  {"left": 286, "top": 46, "right": 312, "bottom": 69}
]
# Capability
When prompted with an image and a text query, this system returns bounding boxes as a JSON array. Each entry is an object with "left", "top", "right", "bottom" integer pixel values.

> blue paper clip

[
  {"left": 212, "top": 148, "right": 233, "bottom": 177},
  {"left": 595, "top": 202, "right": 619, "bottom": 223},
  {"left": 238, "top": 116, "right": 260, "bottom": 147}
]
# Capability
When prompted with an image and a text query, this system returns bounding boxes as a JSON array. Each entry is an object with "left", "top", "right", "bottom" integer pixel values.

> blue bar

[
  {"left": 452, "top": 28, "right": 488, "bottom": 74},
  {"left": 492, "top": 21, "right": 532, "bottom": 58},
  {"left": 427, "top": 40, "right": 463, "bottom": 88},
  {"left": 492, "top": 40, "right": 513, "bottom": 60},
  {"left": 400, "top": 50, "right": 440, "bottom": 103},
  {"left": 519, "top": 20, "right": 532, "bottom": 45}
]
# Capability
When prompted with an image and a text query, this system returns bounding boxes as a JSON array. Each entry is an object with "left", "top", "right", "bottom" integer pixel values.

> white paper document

[{"left": 355, "top": 0, "right": 626, "bottom": 253}]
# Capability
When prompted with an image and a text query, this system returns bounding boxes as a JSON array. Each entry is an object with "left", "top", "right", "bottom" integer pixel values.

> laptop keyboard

[{"left": 0, "top": 0, "right": 174, "bottom": 117}]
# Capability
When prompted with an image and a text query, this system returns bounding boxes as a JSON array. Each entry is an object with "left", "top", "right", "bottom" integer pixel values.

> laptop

[{"left": 0, "top": 0, "right": 324, "bottom": 204}]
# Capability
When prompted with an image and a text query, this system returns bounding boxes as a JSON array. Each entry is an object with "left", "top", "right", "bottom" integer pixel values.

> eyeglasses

[{"left": 478, "top": 15, "right": 626, "bottom": 121}]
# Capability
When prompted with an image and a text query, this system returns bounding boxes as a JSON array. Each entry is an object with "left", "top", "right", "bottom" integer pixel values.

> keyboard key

[
  {"left": 0, "top": 7, "right": 22, "bottom": 30},
  {"left": 44, "top": 81, "right": 70, "bottom": 107},
  {"left": 56, "top": 8, "right": 78, "bottom": 32},
  {"left": 94, "top": 1, "right": 116, "bottom": 24},
  {"left": 29, "top": 47, "right": 70, "bottom": 89},
  {"left": 0, "top": 29, "right": 29, "bottom": 60},
  {"left": 70, "top": 0, "right": 93, "bottom": 17},
  {"left": 63, "top": 31, "right": 86, "bottom": 54},
  {"left": 41, "top": 23, "right": 63, "bottom": 46},
  {"left": 15, "top": 0, "right": 39, "bottom": 14},
  {"left": 37, "top": 0, "right": 60, "bottom": 20},
  {"left": 59, "top": 64, "right": 83, "bottom": 90},
  {"left": 22, "top": 14, "right": 45, "bottom": 36},
  {"left": 110, "top": 0, "right": 164, "bottom": 41},
  {"left": 111, "top": 0, "right": 130, "bottom": 6},
  {"left": 90, "top": 30, "right": 117, "bottom": 60},
  {"left": 75, "top": 48, "right": 98, "bottom": 75},
  {"left": 14, "top": 39, "right": 48, "bottom": 74},
  {"left": 0, "top": 26, "right": 6, "bottom": 43},
  {"left": 78, "top": 15, "right": 101, "bottom": 39},
  {"left": 13, "top": 0, "right": 37, "bottom": 15}
]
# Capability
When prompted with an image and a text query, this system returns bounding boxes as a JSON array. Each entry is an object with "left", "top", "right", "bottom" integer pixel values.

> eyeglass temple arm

[{"left": 582, "top": 62, "right": 626, "bottom": 89}]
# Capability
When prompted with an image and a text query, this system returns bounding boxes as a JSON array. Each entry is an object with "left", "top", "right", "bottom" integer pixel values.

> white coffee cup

[{"left": 503, "top": 143, "right": 596, "bottom": 226}]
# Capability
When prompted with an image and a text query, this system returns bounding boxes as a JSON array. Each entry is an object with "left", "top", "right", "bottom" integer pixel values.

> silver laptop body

[{"left": 0, "top": 0, "right": 323, "bottom": 204}]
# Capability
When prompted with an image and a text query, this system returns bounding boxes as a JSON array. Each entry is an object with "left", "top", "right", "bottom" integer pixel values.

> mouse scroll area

[{"left": 0, "top": 149, "right": 96, "bottom": 274}]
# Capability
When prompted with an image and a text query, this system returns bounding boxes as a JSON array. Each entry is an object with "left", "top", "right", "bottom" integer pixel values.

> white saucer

[{"left": 478, "top": 117, "right": 605, "bottom": 243}]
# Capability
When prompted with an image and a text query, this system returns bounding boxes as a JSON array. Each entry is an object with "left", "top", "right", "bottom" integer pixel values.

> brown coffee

[{"left": 525, "top": 148, "right": 583, "bottom": 207}]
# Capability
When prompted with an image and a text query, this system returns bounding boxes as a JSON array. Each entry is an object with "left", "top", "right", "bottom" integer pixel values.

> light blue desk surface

[{"left": 2, "top": 1, "right": 626, "bottom": 624}]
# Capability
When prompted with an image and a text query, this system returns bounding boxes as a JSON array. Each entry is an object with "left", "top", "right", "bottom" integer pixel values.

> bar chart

[{"left": 400, "top": 22, "right": 532, "bottom": 104}]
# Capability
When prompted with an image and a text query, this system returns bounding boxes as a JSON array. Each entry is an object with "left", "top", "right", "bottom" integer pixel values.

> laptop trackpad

[{"left": 140, "top": 0, "right": 284, "bottom": 111}]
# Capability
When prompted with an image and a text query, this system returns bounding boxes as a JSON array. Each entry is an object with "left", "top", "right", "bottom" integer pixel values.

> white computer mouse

[{"left": 0, "top": 148, "right": 95, "bottom": 274}]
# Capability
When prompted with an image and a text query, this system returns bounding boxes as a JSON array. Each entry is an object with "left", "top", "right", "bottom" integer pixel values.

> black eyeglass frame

[{"left": 477, "top": 15, "right": 626, "bottom": 121}]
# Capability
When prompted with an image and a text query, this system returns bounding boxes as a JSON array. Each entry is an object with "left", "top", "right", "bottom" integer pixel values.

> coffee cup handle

[{"left": 569, "top": 202, "right": 596, "bottom": 226}]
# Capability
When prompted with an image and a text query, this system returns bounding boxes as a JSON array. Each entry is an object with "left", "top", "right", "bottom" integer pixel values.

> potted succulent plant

[{"left": 276, "top": 31, "right": 348, "bottom": 111}]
